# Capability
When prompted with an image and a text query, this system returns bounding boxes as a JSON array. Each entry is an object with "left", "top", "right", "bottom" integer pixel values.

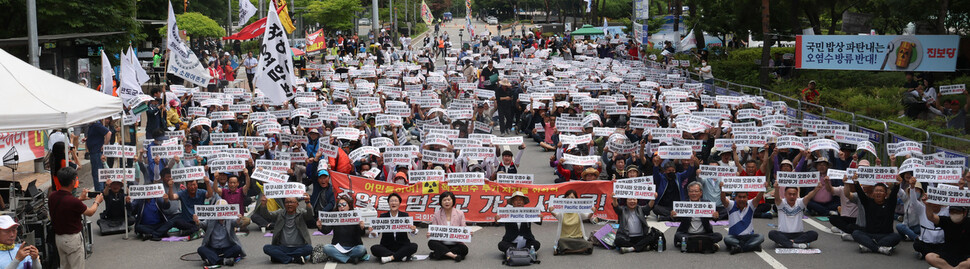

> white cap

[{"left": 0, "top": 216, "right": 18, "bottom": 229}]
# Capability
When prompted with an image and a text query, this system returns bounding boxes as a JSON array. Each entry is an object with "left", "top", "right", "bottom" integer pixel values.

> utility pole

[
  {"left": 227, "top": 0, "right": 232, "bottom": 34},
  {"left": 759, "top": 0, "right": 772, "bottom": 85},
  {"left": 372, "top": 0, "right": 379, "bottom": 37},
  {"left": 259, "top": 0, "right": 264, "bottom": 18},
  {"left": 27, "top": 0, "right": 39, "bottom": 67}
]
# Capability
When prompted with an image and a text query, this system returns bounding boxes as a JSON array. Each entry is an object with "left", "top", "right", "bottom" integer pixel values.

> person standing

[
  {"left": 244, "top": 52, "right": 258, "bottom": 91},
  {"left": 152, "top": 48, "right": 162, "bottom": 84},
  {"left": 496, "top": 79, "right": 516, "bottom": 135},
  {"left": 85, "top": 117, "right": 111, "bottom": 192},
  {"left": 49, "top": 167, "right": 103, "bottom": 269},
  {"left": 0, "top": 215, "right": 42, "bottom": 269}
]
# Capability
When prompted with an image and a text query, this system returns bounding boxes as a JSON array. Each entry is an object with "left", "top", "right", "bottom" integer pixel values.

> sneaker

[
  {"left": 794, "top": 243, "right": 809, "bottom": 249},
  {"left": 223, "top": 257, "right": 235, "bottom": 266},
  {"left": 190, "top": 231, "right": 203, "bottom": 240},
  {"left": 830, "top": 226, "right": 842, "bottom": 234},
  {"left": 841, "top": 233, "right": 853, "bottom": 241},
  {"left": 381, "top": 256, "right": 394, "bottom": 264},
  {"left": 454, "top": 255, "right": 464, "bottom": 263},
  {"left": 878, "top": 246, "right": 894, "bottom": 256},
  {"left": 858, "top": 245, "right": 871, "bottom": 253},
  {"left": 293, "top": 256, "right": 306, "bottom": 264},
  {"left": 361, "top": 254, "right": 370, "bottom": 261},
  {"left": 730, "top": 246, "right": 743, "bottom": 255},
  {"left": 149, "top": 236, "right": 161, "bottom": 241},
  {"left": 916, "top": 251, "right": 925, "bottom": 260},
  {"left": 828, "top": 210, "right": 839, "bottom": 216},
  {"left": 620, "top": 247, "right": 635, "bottom": 254},
  {"left": 754, "top": 245, "right": 763, "bottom": 252}
]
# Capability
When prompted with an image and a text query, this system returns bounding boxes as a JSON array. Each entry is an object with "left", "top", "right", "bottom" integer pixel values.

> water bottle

[
  {"left": 529, "top": 245, "right": 536, "bottom": 260},
  {"left": 657, "top": 237, "right": 664, "bottom": 253},
  {"left": 680, "top": 236, "right": 687, "bottom": 252}
]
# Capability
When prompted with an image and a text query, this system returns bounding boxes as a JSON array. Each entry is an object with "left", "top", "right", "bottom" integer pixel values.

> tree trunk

[
  {"left": 759, "top": 0, "right": 772, "bottom": 85},
  {"left": 544, "top": 0, "right": 550, "bottom": 23},
  {"left": 689, "top": 0, "right": 704, "bottom": 50},
  {"left": 827, "top": 1, "right": 838, "bottom": 34},
  {"left": 803, "top": 5, "right": 821, "bottom": 34},
  {"left": 939, "top": 0, "right": 949, "bottom": 34},
  {"left": 790, "top": 0, "right": 803, "bottom": 34}
]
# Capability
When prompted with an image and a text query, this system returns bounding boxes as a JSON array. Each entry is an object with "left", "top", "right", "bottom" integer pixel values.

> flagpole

[{"left": 121, "top": 109, "right": 129, "bottom": 240}]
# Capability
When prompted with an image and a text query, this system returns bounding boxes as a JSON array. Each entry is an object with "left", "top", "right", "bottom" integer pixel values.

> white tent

[{"left": 0, "top": 48, "right": 123, "bottom": 133}]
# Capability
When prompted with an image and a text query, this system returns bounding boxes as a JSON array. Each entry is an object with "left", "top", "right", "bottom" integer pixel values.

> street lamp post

[{"left": 459, "top": 28, "right": 463, "bottom": 45}]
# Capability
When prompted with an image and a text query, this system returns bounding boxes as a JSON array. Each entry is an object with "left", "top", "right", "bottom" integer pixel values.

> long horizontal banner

[
  {"left": 796, "top": 35, "right": 959, "bottom": 72},
  {"left": 330, "top": 172, "right": 619, "bottom": 222}
]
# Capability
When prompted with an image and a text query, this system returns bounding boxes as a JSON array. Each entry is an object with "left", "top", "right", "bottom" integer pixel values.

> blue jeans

[
  {"left": 263, "top": 244, "right": 312, "bottom": 264},
  {"left": 90, "top": 151, "right": 105, "bottom": 192},
  {"left": 725, "top": 233, "right": 765, "bottom": 252},
  {"left": 895, "top": 223, "right": 920, "bottom": 241},
  {"left": 322, "top": 244, "right": 367, "bottom": 263}
]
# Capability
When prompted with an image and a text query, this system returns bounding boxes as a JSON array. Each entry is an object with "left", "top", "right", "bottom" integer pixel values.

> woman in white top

[{"left": 548, "top": 190, "right": 595, "bottom": 255}]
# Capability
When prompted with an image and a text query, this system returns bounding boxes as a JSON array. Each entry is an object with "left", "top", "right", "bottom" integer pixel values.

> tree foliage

[
  {"left": 303, "top": 0, "right": 364, "bottom": 32},
  {"left": 158, "top": 12, "right": 226, "bottom": 38},
  {"left": 0, "top": 0, "right": 144, "bottom": 53}
]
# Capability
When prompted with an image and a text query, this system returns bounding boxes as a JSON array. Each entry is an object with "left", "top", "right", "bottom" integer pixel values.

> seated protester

[
  {"left": 829, "top": 160, "right": 867, "bottom": 240},
  {"left": 208, "top": 170, "right": 253, "bottom": 233},
  {"left": 309, "top": 169, "right": 336, "bottom": 224},
  {"left": 196, "top": 199, "right": 246, "bottom": 267},
  {"left": 316, "top": 196, "right": 369, "bottom": 264},
  {"left": 925, "top": 205, "right": 970, "bottom": 269},
  {"left": 496, "top": 191, "right": 542, "bottom": 254},
  {"left": 768, "top": 180, "right": 823, "bottom": 249},
  {"left": 131, "top": 185, "right": 174, "bottom": 241},
  {"left": 548, "top": 190, "right": 595, "bottom": 255},
  {"left": 598, "top": 155, "right": 627, "bottom": 181},
  {"left": 697, "top": 164, "right": 729, "bottom": 220},
  {"left": 369, "top": 193, "right": 418, "bottom": 263},
  {"left": 849, "top": 173, "right": 902, "bottom": 255},
  {"left": 738, "top": 145, "right": 775, "bottom": 219},
  {"left": 0, "top": 215, "right": 42, "bottom": 269},
  {"left": 611, "top": 195, "right": 653, "bottom": 254},
  {"left": 806, "top": 157, "right": 840, "bottom": 217},
  {"left": 580, "top": 168, "right": 600, "bottom": 181},
  {"left": 651, "top": 155, "right": 699, "bottom": 221},
  {"left": 721, "top": 185, "right": 766, "bottom": 254},
  {"left": 98, "top": 179, "right": 131, "bottom": 233},
  {"left": 257, "top": 194, "right": 315, "bottom": 264},
  {"left": 671, "top": 182, "right": 723, "bottom": 251},
  {"left": 910, "top": 185, "right": 945, "bottom": 259},
  {"left": 166, "top": 170, "right": 210, "bottom": 239},
  {"left": 896, "top": 170, "right": 922, "bottom": 242},
  {"left": 427, "top": 192, "right": 469, "bottom": 262}
]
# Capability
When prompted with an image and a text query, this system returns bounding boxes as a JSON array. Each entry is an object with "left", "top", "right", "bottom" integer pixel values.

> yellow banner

[{"left": 274, "top": 0, "right": 296, "bottom": 33}]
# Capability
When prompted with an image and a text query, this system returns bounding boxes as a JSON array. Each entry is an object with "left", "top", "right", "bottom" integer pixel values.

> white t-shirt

[{"left": 777, "top": 198, "right": 805, "bottom": 233}]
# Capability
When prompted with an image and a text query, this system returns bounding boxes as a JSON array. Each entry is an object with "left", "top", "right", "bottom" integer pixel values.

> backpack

[
  {"left": 683, "top": 235, "right": 717, "bottom": 253},
  {"left": 641, "top": 227, "right": 666, "bottom": 252},
  {"left": 503, "top": 247, "right": 539, "bottom": 266}
]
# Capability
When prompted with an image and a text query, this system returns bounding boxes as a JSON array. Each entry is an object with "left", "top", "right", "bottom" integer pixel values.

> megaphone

[{"left": 3, "top": 147, "right": 18, "bottom": 170}]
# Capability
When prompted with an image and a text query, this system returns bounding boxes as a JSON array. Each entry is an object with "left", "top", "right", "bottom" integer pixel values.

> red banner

[
  {"left": 223, "top": 17, "right": 267, "bottom": 41},
  {"left": 330, "top": 172, "right": 619, "bottom": 222},
  {"left": 306, "top": 29, "right": 326, "bottom": 53},
  {"left": 0, "top": 131, "right": 47, "bottom": 162}
]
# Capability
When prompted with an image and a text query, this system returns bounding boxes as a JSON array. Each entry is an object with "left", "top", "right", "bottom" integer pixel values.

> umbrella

[{"left": 291, "top": 47, "right": 305, "bottom": 56}]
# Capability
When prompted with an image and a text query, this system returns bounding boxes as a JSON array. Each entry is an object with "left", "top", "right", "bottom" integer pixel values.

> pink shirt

[{"left": 430, "top": 207, "right": 466, "bottom": 227}]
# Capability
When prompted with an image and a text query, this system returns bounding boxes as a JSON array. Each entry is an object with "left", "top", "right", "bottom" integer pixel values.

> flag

[
  {"left": 223, "top": 17, "right": 267, "bottom": 40},
  {"left": 238, "top": 0, "right": 257, "bottom": 26},
  {"left": 273, "top": 0, "right": 296, "bottom": 33},
  {"left": 584, "top": 0, "right": 592, "bottom": 12},
  {"left": 117, "top": 47, "right": 143, "bottom": 101},
  {"left": 420, "top": 0, "right": 434, "bottom": 25},
  {"left": 678, "top": 29, "right": 697, "bottom": 52},
  {"left": 126, "top": 46, "right": 150, "bottom": 85},
  {"left": 306, "top": 29, "right": 326, "bottom": 53},
  {"left": 100, "top": 50, "right": 114, "bottom": 96},
  {"left": 254, "top": 0, "right": 296, "bottom": 105},
  {"left": 166, "top": 0, "right": 212, "bottom": 87}
]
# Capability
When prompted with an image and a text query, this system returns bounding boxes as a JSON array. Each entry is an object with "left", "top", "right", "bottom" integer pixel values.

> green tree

[
  {"left": 0, "top": 0, "right": 144, "bottom": 54},
  {"left": 158, "top": 12, "right": 226, "bottom": 38},
  {"left": 304, "top": 0, "right": 364, "bottom": 32}
]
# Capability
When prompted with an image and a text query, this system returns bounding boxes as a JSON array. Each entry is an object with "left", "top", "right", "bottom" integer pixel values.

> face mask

[{"left": 953, "top": 213, "right": 966, "bottom": 223}]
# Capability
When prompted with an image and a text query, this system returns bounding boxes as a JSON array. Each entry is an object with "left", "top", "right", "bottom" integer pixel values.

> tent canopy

[
  {"left": 0, "top": 49, "right": 123, "bottom": 133},
  {"left": 571, "top": 24, "right": 604, "bottom": 36}
]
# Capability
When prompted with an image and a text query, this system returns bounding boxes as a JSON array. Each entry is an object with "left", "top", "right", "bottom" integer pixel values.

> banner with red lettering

[
  {"left": 306, "top": 29, "right": 326, "bottom": 53},
  {"left": 0, "top": 131, "right": 47, "bottom": 163},
  {"left": 330, "top": 172, "right": 619, "bottom": 222}
]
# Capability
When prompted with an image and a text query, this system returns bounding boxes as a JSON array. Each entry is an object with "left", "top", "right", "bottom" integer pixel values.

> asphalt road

[{"left": 73, "top": 18, "right": 931, "bottom": 269}]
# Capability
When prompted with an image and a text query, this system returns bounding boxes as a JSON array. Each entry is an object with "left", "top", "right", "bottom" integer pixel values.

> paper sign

[
  {"left": 369, "top": 217, "right": 414, "bottom": 233},
  {"left": 150, "top": 145, "right": 183, "bottom": 159},
  {"left": 777, "top": 171, "right": 820, "bottom": 187},
  {"left": 657, "top": 146, "right": 693, "bottom": 160},
  {"left": 319, "top": 143, "right": 339, "bottom": 158},
  {"left": 263, "top": 182, "right": 306, "bottom": 199},
  {"left": 563, "top": 153, "right": 599, "bottom": 166},
  {"left": 776, "top": 136, "right": 806, "bottom": 150},
  {"left": 421, "top": 150, "right": 455, "bottom": 165},
  {"left": 857, "top": 141, "right": 877, "bottom": 155},
  {"left": 613, "top": 183, "right": 657, "bottom": 199},
  {"left": 195, "top": 204, "right": 240, "bottom": 220},
  {"left": 699, "top": 165, "right": 738, "bottom": 179},
  {"left": 98, "top": 168, "right": 135, "bottom": 182},
  {"left": 408, "top": 170, "right": 445, "bottom": 182},
  {"left": 459, "top": 147, "right": 495, "bottom": 161},
  {"left": 318, "top": 211, "right": 362, "bottom": 226},
  {"left": 548, "top": 198, "right": 595, "bottom": 214},
  {"left": 721, "top": 176, "right": 766, "bottom": 192},
  {"left": 128, "top": 184, "right": 166, "bottom": 200},
  {"left": 209, "top": 158, "right": 246, "bottom": 173},
  {"left": 939, "top": 84, "right": 966, "bottom": 95},
  {"left": 251, "top": 169, "right": 288, "bottom": 183},
  {"left": 926, "top": 186, "right": 970, "bottom": 207},
  {"left": 102, "top": 145, "right": 136, "bottom": 159},
  {"left": 446, "top": 172, "right": 486, "bottom": 186},
  {"left": 496, "top": 174, "right": 534, "bottom": 184},
  {"left": 256, "top": 160, "right": 290, "bottom": 174},
  {"left": 827, "top": 169, "right": 847, "bottom": 180},
  {"left": 616, "top": 176, "right": 653, "bottom": 184},
  {"left": 673, "top": 201, "right": 716, "bottom": 218},
  {"left": 491, "top": 136, "right": 524, "bottom": 145},
  {"left": 809, "top": 139, "right": 840, "bottom": 152},
  {"left": 560, "top": 134, "right": 592, "bottom": 146},
  {"left": 496, "top": 207, "right": 542, "bottom": 223},
  {"left": 888, "top": 141, "right": 922, "bottom": 157},
  {"left": 172, "top": 166, "right": 206, "bottom": 182},
  {"left": 914, "top": 167, "right": 962, "bottom": 184},
  {"left": 210, "top": 133, "right": 239, "bottom": 144},
  {"left": 856, "top": 166, "right": 899, "bottom": 185},
  {"left": 332, "top": 127, "right": 362, "bottom": 140},
  {"left": 427, "top": 225, "right": 472, "bottom": 243}
]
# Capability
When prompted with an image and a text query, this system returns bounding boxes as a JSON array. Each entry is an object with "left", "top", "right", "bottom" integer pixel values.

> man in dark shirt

[
  {"left": 496, "top": 79, "right": 516, "bottom": 135},
  {"left": 851, "top": 181, "right": 901, "bottom": 255},
  {"left": 49, "top": 167, "right": 102, "bottom": 269},
  {"left": 925, "top": 205, "right": 970, "bottom": 269},
  {"left": 86, "top": 118, "right": 111, "bottom": 192}
]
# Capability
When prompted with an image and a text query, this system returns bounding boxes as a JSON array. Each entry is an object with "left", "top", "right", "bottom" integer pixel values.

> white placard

[
  {"left": 939, "top": 84, "right": 966, "bottom": 95},
  {"left": 421, "top": 150, "right": 455, "bottom": 165},
  {"left": 926, "top": 186, "right": 970, "bottom": 207},
  {"left": 171, "top": 166, "right": 206, "bottom": 182},
  {"left": 195, "top": 204, "right": 240, "bottom": 220},
  {"left": 150, "top": 145, "right": 183, "bottom": 159},
  {"left": 319, "top": 143, "right": 339, "bottom": 158},
  {"left": 98, "top": 168, "right": 135, "bottom": 182},
  {"left": 102, "top": 145, "right": 136, "bottom": 159},
  {"left": 408, "top": 170, "right": 445, "bottom": 182},
  {"left": 256, "top": 159, "right": 290, "bottom": 174},
  {"left": 613, "top": 183, "right": 657, "bottom": 199},
  {"left": 459, "top": 147, "right": 495, "bottom": 161},
  {"left": 495, "top": 174, "right": 534, "bottom": 184},
  {"left": 560, "top": 134, "right": 592, "bottom": 146},
  {"left": 318, "top": 211, "right": 362, "bottom": 226},
  {"left": 673, "top": 201, "right": 716, "bottom": 218},
  {"left": 855, "top": 166, "right": 899, "bottom": 185},
  {"left": 808, "top": 139, "right": 840, "bottom": 152},
  {"left": 563, "top": 153, "right": 599, "bottom": 166},
  {"left": 495, "top": 207, "right": 542, "bottom": 223},
  {"left": 548, "top": 198, "right": 595, "bottom": 214},
  {"left": 446, "top": 172, "right": 485, "bottom": 186},
  {"left": 721, "top": 176, "right": 766, "bottom": 192},
  {"left": 777, "top": 171, "right": 820, "bottom": 187},
  {"left": 332, "top": 127, "right": 362, "bottom": 140},
  {"left": 699, "top": 165, "right": 738, "bottom": 179},
  {"left": 914, "top": 167, "right": 962, "bottom": 184},
  {"left": 263, "top": 182, "right": 306, "bottom": 199},
  {"left": 369, "top": 217, "right": 414, "bottom": 233},
  {"left": 491, "top": 136, "right": 524, "bottom": 145},
  {"left": 209, "top": 158, "right": 246, "bottom": 173},
  {"left": 128, "top": 184, "right": 166, "bottom": 200},
  {"left": 776, "top": 136, "right": 806, "bottom": 150},
  {"left": 657, "top": 146, "right": 693, "bottom": 160},
  {"left": 427, "top": 225, "right": 472, "bottom": 243},
  {"left": 251, "top": 168, "right": 288, "bottom": 183},
  {"left": 857, "top": 141, "right": 877, "bottom": 155},
  {"left": 210, "top": 133, "right": 239, "bottom": 144}
]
